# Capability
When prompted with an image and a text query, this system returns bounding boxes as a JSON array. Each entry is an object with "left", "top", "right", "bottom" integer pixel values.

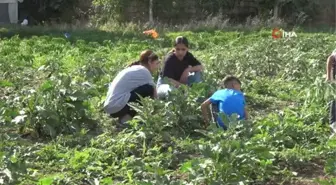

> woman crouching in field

[
  {"left": 156, "top": 36, "right": 204, "bottom": 99},
  {"left": 103, "top": 50, "right": 160, "bottom": 124}
]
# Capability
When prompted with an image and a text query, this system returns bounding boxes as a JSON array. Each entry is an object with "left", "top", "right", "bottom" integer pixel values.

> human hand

[{"left": 187, "top": 65, "right": 192, "bottom": 72}]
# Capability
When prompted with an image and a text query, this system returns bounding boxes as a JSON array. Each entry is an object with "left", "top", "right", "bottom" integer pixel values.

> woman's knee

[
  {"left": 188, "top": 71, "right": 203, "bottom": 85},
  {"left": 130, "top": 84, "right": 155, "bottom": 101}
]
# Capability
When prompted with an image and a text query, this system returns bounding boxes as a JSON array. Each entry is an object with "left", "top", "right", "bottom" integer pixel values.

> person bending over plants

[
  {"left": 156, "top": 36, "right": 204, "bottom": 99},
  {"left": 103, "top": 50, "right": 160, "bottom": 124},
  {"left": 326, "top": 49, "right": 336, "bottom": 82},
  {"left": 200, "top": 75, "right": 248, "bottom": 130}
]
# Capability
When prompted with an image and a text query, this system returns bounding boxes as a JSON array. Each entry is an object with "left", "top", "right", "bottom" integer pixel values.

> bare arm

[
  {"left": 326, "top": 55, "right": 334, "bottom": 81},
  {"left": 180, "top": 65, "right": 204, "bottom": 84},
  {"left": 179, "top": 67, "right": 191, "bottom": 84},
  {"left": 201, "top": 98, "right": 212, "bottom": 128},
  {"left": 189, "top": 65, "right": 204, "bottom": 72},
  {"left": 168, "top": 78, "right": 182, "bottom": 87}
]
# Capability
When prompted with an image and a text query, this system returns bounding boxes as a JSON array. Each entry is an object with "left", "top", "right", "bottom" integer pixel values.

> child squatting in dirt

[{"left": 200, "top": 75, "right": 248, "bottom": 130}]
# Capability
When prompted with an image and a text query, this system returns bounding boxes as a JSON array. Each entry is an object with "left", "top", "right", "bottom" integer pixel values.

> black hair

[
  {"left": 174, "top": 36, "right": 189, "bottom": 47},
  {"left": 169, "top": 36, "right": 189, "bottom": 53},
  {"left": 223, "top": 75, "right": 241, "bottom": 88}
]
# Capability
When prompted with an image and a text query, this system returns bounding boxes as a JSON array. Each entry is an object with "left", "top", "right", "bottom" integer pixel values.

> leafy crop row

[{"left": 0, "top": 29, "right": 336, "bottom": 184}]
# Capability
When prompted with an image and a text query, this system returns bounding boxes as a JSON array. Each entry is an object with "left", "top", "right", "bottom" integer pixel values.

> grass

[{"left": 1, "top": 23, "right": 336, "bottom": 185}]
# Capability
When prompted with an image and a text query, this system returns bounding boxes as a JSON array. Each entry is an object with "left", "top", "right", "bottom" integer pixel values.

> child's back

[
  {"left": 201, "top": 75, "right": 248, "bottom": 129},
  {"left": 210, "top": 88, "right": 246, "bottom": 128}
]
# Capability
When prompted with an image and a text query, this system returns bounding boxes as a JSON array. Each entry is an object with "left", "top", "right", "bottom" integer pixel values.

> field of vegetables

[{"left": 1, "top": 26, "right": 336, "bottom": 185}]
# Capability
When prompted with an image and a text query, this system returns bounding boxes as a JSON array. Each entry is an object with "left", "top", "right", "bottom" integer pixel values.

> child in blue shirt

[{"left": 201, "top": 75, "right": 248, "bottom": 130}]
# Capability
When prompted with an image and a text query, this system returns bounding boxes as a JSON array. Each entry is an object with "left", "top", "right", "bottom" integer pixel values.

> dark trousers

[
  {"left": 329, "top": 100, "right": 336, "bottom": 124},
  {"left": 110, "top": 84, "right": 154, "bottom": 118}
]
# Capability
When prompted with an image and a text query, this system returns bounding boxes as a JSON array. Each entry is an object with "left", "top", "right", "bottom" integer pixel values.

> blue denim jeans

[
  {"left": 186, "top": 71, "right": 202, "bottom": 86},
  {"left": 156, "top": 71, "right": 202, "bottom": 99}
]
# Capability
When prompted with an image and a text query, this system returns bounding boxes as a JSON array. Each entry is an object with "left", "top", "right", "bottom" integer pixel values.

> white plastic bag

[{"left": 157, "top": 84, "right": 172, "bottom": 99}]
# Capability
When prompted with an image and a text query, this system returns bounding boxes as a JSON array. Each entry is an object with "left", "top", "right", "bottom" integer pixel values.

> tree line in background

[{"left": 18, "top": 0, "right": 334, "bottom": 27}]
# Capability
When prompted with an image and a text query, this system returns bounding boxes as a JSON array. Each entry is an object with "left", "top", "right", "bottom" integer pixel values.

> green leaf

[
  {"left": 37, "top": 177, "right": 54, "bottom": 185},
  {"left": 0, "top": 80, "right": 13, "bottom": 87}
]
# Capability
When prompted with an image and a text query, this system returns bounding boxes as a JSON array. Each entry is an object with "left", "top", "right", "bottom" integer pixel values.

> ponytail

[
  {"left": 127, "top": 61, "right": 140, "bottom": 67},
  {"left": 126, "top": 50, "right": 158, "bottom": 68}
]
